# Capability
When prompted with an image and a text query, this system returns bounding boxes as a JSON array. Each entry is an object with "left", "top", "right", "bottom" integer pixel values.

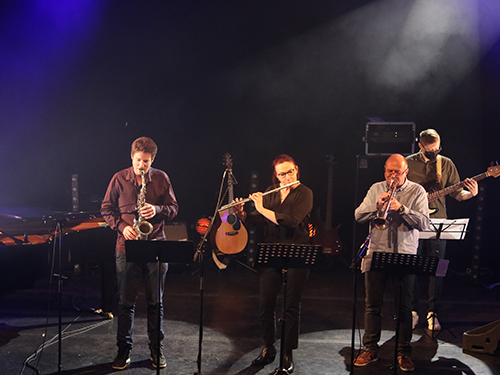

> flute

[{"left": 218, "top": 181, "right": 300, "bottom": 212}]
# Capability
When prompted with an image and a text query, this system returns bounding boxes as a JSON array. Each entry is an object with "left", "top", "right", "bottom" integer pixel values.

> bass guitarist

[{"left": 406, "top": 129, "right": 478, "bottom": 331}]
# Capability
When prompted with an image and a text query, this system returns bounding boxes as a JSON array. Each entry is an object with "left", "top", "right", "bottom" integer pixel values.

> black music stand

[
  {"left": 126, "top": 240, "right": 195, "bottom": 374},
  {"left": 256, "top": 243, "right": 322, "bottom": 375},
  {"left": 368, "top": 252, "right": 448, "bottom": 374},
  {"left": 419, "top": 218, "right": 468, "bottom": 338}
]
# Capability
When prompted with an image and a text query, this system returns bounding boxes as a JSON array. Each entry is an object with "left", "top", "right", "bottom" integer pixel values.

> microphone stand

[
  {"left": 349, "top": 230, "right": 373, "bottom": 375},
  {"left": 193, "top": 169, "right": 227, "bottom": 375}
]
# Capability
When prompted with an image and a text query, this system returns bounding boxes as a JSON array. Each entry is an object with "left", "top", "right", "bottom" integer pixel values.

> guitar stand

[
  {"left": 256, "top": 243, "right": 322, "bottom": 375},
  {"left": 126, "top": 240, "right": 195, "bottom": 375}
]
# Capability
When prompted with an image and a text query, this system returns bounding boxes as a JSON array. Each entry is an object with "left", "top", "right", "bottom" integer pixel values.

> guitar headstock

[
  {"left": 223, "top": 153, "right": 233, "bottom": 170},
  {"left": 487, "top": 163, "right": 500, "bottom": 178}
]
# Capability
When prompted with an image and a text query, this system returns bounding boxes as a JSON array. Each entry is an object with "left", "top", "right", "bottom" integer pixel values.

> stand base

[{"left": 270, "top": 369, "right": 291, "bottom": 375}]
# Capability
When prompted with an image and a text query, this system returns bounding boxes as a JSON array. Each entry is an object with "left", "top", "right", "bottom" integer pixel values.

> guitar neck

[
  {"left": 427, "top": 172, "right": 488, "bottom": 202},
  {"left": 227, "top": 168, "right": 234, "bottom": 210},
  {"left": 325, "top": 163, "right": 333, "bottom": 229}
]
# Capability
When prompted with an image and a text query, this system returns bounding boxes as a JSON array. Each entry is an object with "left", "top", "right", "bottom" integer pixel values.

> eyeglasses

[
  {"left": 385, "top": 168, "right": 408, "bottom": 176},
  {"left": 276, "top": 169, "right": 296, "bottom": 178}
]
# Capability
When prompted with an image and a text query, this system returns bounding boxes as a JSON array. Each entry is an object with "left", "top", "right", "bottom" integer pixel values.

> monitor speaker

[{"left": 463, "top": 319, "right": 500, "bottom": 356}]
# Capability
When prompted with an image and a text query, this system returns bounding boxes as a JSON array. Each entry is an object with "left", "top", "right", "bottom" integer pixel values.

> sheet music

[{"left": 419, "top": 218, "right": 469, "bottom": 240}]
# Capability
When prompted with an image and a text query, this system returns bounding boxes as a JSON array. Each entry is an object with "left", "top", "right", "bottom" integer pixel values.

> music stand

[
  {"left": 419, "top": 218, "right": 469, "bottom": 240},
  {"left": 368, "top": 252, "right": 448, "bottom": 374},
  {"left": 418, "top": 218, "right": 468, "bottom": 337},
  {"left": 126, "top": 240, "right": 195, "bottom": 374},
  {"left": 256, "top": 243, "right": 322, "bottom": 375}
]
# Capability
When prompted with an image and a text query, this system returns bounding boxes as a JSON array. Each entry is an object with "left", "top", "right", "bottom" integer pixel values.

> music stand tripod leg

[{"left": 271, "top": 269, "right": 289, "bottom": 375}]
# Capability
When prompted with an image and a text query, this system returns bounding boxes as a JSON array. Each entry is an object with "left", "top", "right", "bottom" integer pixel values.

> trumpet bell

[{"left": 373, "top": 217, "right": 389, "bottom": 230}]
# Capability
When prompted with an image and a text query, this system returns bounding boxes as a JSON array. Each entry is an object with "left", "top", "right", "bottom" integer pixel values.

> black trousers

[{"left": 259, "top": 268, "right": 309, "bottom": 352}]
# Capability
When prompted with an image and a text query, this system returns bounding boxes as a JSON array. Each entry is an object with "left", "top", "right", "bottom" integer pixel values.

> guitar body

[
  {"left": 215, "top": 209, "right": 248, "bottom": 254},
  {"left": 312, "top": 220, "right": 342, "bottom": 256},
  {"left": 214, "top": 153, "right": 248, "bottom": 255}
]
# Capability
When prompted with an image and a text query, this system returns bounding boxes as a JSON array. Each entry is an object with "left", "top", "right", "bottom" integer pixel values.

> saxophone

[{"left": 133, "top": 170, "right": 154, "bottom": 240}]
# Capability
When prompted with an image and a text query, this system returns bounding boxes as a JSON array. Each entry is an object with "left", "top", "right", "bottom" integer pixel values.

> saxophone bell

[{"left": 135, "top": 216, "right": 153, "bottom": 238}]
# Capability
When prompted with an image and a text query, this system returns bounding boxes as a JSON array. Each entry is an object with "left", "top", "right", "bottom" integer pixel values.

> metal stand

[
  {"left": 126, "top": 240, "right": 195, "bottom": 374},
  {"left": 349, "top": 232, "right": 372, "bottom": 375},
  {"left": 419, "top": 218, "right": 468, "bottom": 339},
  {"left": 256, "top": 243, "right": 322, "bottom": 375}
]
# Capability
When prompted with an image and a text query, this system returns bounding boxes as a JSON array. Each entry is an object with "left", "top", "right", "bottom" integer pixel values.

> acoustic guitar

[
  {"left": 425, "top": 164, "right": 500, "bottom": 214},
  {"left": 312, "top": 155, "right": 342, "bottom": 256},
  {"left": 215, "top": 153, "right": 248, "bottom": 254}
]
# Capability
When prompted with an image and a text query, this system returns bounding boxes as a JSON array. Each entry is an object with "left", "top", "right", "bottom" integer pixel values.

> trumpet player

[
  {"left": 353, "top": 154, "right": 429, "bottom": 372},
  {"left": 101, "top": 136, "right": 178, "bottom": 370}
]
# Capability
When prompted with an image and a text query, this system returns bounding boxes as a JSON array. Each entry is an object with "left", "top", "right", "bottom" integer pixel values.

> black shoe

[
  {"left": 251, "top": 345, "right": 276, "bottom": 366},
  {"left": 112, "top": 348, "right": 131, "bottom": 370},
  {"left": 283, "top": 351, "right": 294, "bottom": 373},
  {"left": 150, "top": 347, "right": 167, "bottom": 369}
]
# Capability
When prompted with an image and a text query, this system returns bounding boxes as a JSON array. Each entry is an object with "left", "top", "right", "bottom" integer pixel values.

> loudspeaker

[
  {"left": 164, "top": 222, "right": 188, "bottom": 241},
  {"left": 365, "top": 122, "right": 415, "bottom": 155},
  {"left": 352, "top": 155, "right": 388, "bottom": 257},
  {"left": 463, "top": 319, "right": 500, "bottom": 356}
]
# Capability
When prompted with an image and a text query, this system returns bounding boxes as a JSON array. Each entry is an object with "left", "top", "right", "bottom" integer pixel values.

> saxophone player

[{"left": 101, "top": 136, "right": 179, "bottom": 370}]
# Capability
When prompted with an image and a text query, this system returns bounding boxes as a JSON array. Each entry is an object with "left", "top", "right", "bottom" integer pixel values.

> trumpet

[
  {"left": 218, "top": 181, "right": 300, "bottom": 212},
  {"left": 373, "top": 179, "right": 397, "bottom": 230}
]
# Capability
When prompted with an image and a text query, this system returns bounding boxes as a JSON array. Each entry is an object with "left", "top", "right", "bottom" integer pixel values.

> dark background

[{"left": 1, "top": 1, "right": 499, "bottom": 278}]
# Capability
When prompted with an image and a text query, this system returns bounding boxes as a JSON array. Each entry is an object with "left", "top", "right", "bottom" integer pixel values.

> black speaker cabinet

[
  {"left": 352, "top": 155, "right": 388, "bottom": 257},
  {"left": 463, "top": 319, "right": 500, "bottom": 356},
  {"left": 365, "top": 122, "right": 415, "bottom": 155}
]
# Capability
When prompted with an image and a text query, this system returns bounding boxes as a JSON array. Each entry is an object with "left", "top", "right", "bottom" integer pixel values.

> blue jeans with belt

[{"left": 115, "top": 250, "right": 168, "bottom": 350}]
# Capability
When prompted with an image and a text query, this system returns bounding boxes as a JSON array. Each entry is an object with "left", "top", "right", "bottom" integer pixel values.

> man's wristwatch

[{"left": 398, "top": 205, "right": 405, "bottom": 214}]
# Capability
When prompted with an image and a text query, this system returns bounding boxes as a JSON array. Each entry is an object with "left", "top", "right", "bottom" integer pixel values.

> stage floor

[{"left": 1, "top": 257, "right": 500, "bottom": 375}]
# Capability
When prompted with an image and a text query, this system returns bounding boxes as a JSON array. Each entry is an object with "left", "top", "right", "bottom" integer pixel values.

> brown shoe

[
  {"left": 353, "top": 349, "right": 378, "bottom": 367},
  {"left": 398, "top": 355, "right": 415, "bottom": 372}
]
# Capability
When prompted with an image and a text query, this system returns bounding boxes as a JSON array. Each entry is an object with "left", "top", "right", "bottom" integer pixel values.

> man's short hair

[
  {"left": 131, "top": 137, "right": 158, "bottom": 158},
  {"left": 419, "top": 129, "right": 440, "bottom": 146}
]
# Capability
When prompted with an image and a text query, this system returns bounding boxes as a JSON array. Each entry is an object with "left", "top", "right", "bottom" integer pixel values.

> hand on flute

[{"left": 231, "top": 197, "right": 247, "bottom": 220}]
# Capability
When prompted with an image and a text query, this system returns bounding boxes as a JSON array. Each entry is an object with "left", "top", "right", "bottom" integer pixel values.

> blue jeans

[
  {"left": 411, "top": 239, "right": 447, "bottom": 313},
  {"left": 115, "top": 250, "right": 168, "bottom": 350},
  {"left": 363, "top": 270, "right": 414, "bottom": 355}
]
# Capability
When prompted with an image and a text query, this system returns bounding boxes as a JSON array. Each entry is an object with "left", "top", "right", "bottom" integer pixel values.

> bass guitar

[
  {"left": 215, "top": 153, "right": 248, "bottom": 254},
  {"left": 312, "top": 155, "right": 342, "bottom": 256},
  {"left": 426, "top": 164, "right": 500, "bottom": 214}
]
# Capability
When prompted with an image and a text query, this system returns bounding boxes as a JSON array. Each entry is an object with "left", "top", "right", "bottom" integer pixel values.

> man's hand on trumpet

[{"left": 377, "top": 192, "right": 403, "bottom": 211}]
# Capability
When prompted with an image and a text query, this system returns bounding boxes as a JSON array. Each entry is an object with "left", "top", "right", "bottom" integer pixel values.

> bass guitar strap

[{"left": 436, "top": 155, "right": 442, "bottom": 184}]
